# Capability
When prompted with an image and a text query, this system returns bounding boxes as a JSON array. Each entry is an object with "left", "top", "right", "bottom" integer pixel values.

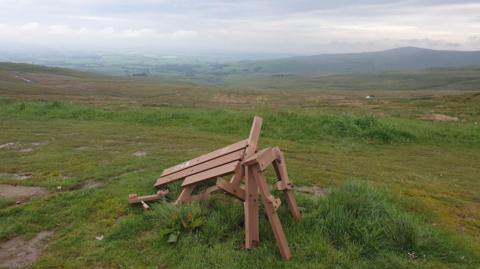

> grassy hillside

[
  {"left": 235, "top": 47, "right": 480, "bottom": 74},
  {"left": 0, "top": 63, "right": 479, "bottom": 268},
  {"left": 211, "top": 66, "right": 480, "bottom": 92}
]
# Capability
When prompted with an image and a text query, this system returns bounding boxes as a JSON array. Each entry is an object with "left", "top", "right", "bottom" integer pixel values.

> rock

[
  {"left": 295, "top": 185, "right": 326, "bottom": 197},
  {"left": 418, "top": 114, "right": 459, "bottom": 122},
  {"left": 133, "top": 150, "right": 147, "bottom": 157}
]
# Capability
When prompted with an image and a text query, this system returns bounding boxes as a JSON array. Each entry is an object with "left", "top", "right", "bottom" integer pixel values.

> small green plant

[{"left": 157, "top": 204, "right": 206, "bottom": 243}]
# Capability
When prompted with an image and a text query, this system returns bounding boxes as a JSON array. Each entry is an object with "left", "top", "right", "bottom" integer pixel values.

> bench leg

[
  {"left": 244, "top": 166, "right": 259, "bottom": 249},
  {"left": 189, "top": 185, "right": 219, "bottom": 203},
  {"left": 216, "top": 165, "right": 246, "bottom": 201},
  {"left": 251, "top": 164, "right": 292, "bottom": 260},
  {"left": 175, "top": 184, "right": 195, "bottom": 205},
  {"left": 273, "top": 149, "right": 301, "bottom": 220}
]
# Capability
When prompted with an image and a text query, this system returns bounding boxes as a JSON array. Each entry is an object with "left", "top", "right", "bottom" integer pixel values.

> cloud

[
  {"left": 120, "top": 28, "right": 156, "bottom": 38},
  {"left": 48, "top": 24, "right": 72, "bottom": 34},
  {"left": 0, "top": 0, "right": 479, "bottom": 54},
  {"left": 20, "top": 22, "right": 39, "bottom": 31},
  {"left": 172, "top": 30, "right": 198, "bottom": 39}
]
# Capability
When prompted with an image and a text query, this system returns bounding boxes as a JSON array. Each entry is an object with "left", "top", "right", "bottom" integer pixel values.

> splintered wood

[
  {"left": 133, "top": 116, "right": 301, "bottom": 260},
  {"left": 128, "top": 190, "right": 169, "bottom": 210}
]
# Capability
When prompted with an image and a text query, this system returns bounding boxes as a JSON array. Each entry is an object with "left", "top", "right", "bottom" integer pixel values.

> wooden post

[
  {"left": 273, "top": 149, "right": 301, "bottom": 220},
  {"left": 244, "top": 166, "right": 259, "bottom": 249},
  {"left": 251, "top": 164, "right": 292, "bottom": 260},
  {"left": 232, "top": 116, "right": 262, "bottom": 187},
  {"left": 175, "top": 184, "right": 195, "bottom": 205}
]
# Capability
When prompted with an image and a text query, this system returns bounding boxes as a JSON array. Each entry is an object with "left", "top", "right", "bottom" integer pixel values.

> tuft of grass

[{"left": 303, "top": 183, "right": 471, "bottom": 263}]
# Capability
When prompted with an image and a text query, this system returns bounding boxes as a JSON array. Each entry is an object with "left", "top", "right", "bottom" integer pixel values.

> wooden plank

[
  {"left": 244, "top": 116, "right": 263, "bottom": 157},
  {"left": 216, "top": 178, "right": 245, "bottom": 201},
  {"left": 229, "top": 116, "right": 263, "bottom": 188},
  {"left": 243, "top": 147, "right": 278, "bottom": 171},
  {"left": 175, "top": 185, "right": 195, "bottom": 205},
  {"left": 155, "top": 149, "right": 245, "bottom": 187},
  {"left": 141, "top": 201, "right": 150, "bottom": 211},
  {"left": 228, "top": 160, "right": 245, "bottom": 188},
  {"left": 128, "top": 190, "right": 169, "bottom": 204},
  {"left": 272, "top": 150, "right": 301, "bottom": 220},
  {"left": 284, "top": 189, "right": 301, "bottom": 220},
  {"left": 244, "top": 166, "right": 259, "bottom": 249},
  {"left": 188, "top": 186, "right": 219, "bottom": 203},
  {"left": 182, "top": 161, "right": 239, "bottom": 187},
  {"left": 252, "top": 164, "right": 292, "bottom": 260},
  {"left": 243, "top": 147, "right": 270, "bottom": 165},
  {"left": 159, "top": 139, "right": 248, "bottom": 178}
]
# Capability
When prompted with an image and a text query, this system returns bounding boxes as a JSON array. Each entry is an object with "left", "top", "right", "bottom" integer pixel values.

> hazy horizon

[{"left": 1, "top": 0, "right": 480, "bottom": 57}]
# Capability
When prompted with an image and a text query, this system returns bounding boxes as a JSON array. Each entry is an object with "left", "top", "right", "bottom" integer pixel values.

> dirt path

[
  {"left": 0, "top": 231, "right": 53, "bottom": 268},
  {"left": 0, "top": 184, "right": 49, "bottom": 201}
]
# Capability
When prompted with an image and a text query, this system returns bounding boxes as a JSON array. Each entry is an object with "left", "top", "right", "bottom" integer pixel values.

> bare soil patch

[
  {"left": 418, "top": 114, "right": 459, "bottom": 122},
  {"left": 0, "top": 141, "right": 47, "bottom": 153},
  {"left": 212, "top": 93, "right": 249, "bottom": 104},
  {"left": 0, "top": 184, "right": 49, "bottom": 201},
  {"left": 0, "top": 231, "right": 53, "bottom": 268},
  {"left": 133, "top": 150, "right": 147, "bottom": 157},
  {"left": 0, "top": 142, "right": 16, "bottom": 150},
  {"left": 0, "top": 173, "right": 33, "bottom": 181},
  {"left": 67, "top": 179, "right": 103, "bottom": 191},
  {"left": 296, "top": 185, "right": 326, "bottom": 197}
]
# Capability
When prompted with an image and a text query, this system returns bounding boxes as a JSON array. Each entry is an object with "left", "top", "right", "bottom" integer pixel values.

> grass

[
  {"left": 0, "top": 100, "right": 479, "bottom": 268},
  {"left": 0, "top": 64, "right": 479, "bottom": 268},
  {"left": 1, "top": 100, "right": 479, "bottom": 147},
  {"left": 98, "top": 183, "right": 478, "bottom": 269}
]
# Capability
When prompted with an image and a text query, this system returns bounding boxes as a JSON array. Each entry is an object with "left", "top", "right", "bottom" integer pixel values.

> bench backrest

[{"left": 154, "top": 116, "right": 263, "bottom": 188}]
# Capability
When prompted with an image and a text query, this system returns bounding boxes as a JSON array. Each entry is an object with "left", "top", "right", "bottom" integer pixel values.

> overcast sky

[{"left": 1, "top": 0, "right": 480, "bottom": 56}]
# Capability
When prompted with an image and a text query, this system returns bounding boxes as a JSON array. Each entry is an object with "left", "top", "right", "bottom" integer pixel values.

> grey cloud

[{"left": 0, "top": 0, "right": 479, "bottom": 55}]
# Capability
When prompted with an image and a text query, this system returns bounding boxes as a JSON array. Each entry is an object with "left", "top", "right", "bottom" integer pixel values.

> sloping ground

[{"left": 0, "top": 101, "right": 479, "bottom": 268}]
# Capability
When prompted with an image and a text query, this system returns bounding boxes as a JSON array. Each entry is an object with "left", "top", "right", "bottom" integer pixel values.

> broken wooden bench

[{"left": 130, "top": 116, "right": 301, "bottom": 260}]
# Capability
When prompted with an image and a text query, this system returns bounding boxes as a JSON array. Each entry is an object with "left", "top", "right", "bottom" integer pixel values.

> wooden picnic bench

[{"left": 138, "top": 116, "right": 301, "bottom": 260}]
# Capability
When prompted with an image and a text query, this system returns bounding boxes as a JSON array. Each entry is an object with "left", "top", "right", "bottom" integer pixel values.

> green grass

[
  {"left": 0, "top": 63, "right": 479, "bottom": 268},
  {"left": 1, "top": 100, "right": 479, "bottom": 147},
  {"left": 0, "top": 99, "right": 479, "bottom": 268},
  {"left": 98, "top": 183, "right": 478, "bottom": 269}
]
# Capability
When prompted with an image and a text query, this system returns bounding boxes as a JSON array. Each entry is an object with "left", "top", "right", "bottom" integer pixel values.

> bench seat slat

[
  {"left": 160, "top": 139, "right": 248, "bottom": 178},
  {"left": 154, "top": 149, "right": 245, "bottom": 187},
  {"left": 182, "top": 161, "right": 239, "bottom": 187}
]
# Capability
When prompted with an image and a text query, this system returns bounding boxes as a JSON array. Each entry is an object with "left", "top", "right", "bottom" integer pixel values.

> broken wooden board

[{"left": 128, "top": 190, "right": 169, "bottom": 204}]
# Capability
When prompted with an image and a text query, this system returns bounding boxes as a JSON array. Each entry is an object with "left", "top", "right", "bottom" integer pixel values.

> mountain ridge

[{"left": 240, "top": 47, "right": 480, "bottom": 74}]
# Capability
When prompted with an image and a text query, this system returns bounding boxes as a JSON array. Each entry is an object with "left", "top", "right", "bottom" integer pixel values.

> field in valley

[{"left": 0, "top": 63, "right": 479, "bottom": 268}]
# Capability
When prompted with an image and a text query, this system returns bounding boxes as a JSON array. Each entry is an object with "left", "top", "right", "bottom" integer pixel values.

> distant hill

[
  {"left": 238, "top": 47, "right": 480, "bottom": 74},
  {"left": 0, "top": 62, "right": 104, "bottom": 78}
]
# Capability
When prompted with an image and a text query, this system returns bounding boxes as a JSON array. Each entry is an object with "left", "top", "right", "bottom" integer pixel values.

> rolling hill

[
  {"left": 239, "top": 47, "right": 480, "bottom": 74},
  {"left": 3, "top": 47, "right": 480, "bottom": 78}
]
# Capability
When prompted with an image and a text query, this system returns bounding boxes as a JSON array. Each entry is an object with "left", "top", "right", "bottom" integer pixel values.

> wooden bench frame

[{"left": 153, "top": 116, "right": 301, "bottom": 260}]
